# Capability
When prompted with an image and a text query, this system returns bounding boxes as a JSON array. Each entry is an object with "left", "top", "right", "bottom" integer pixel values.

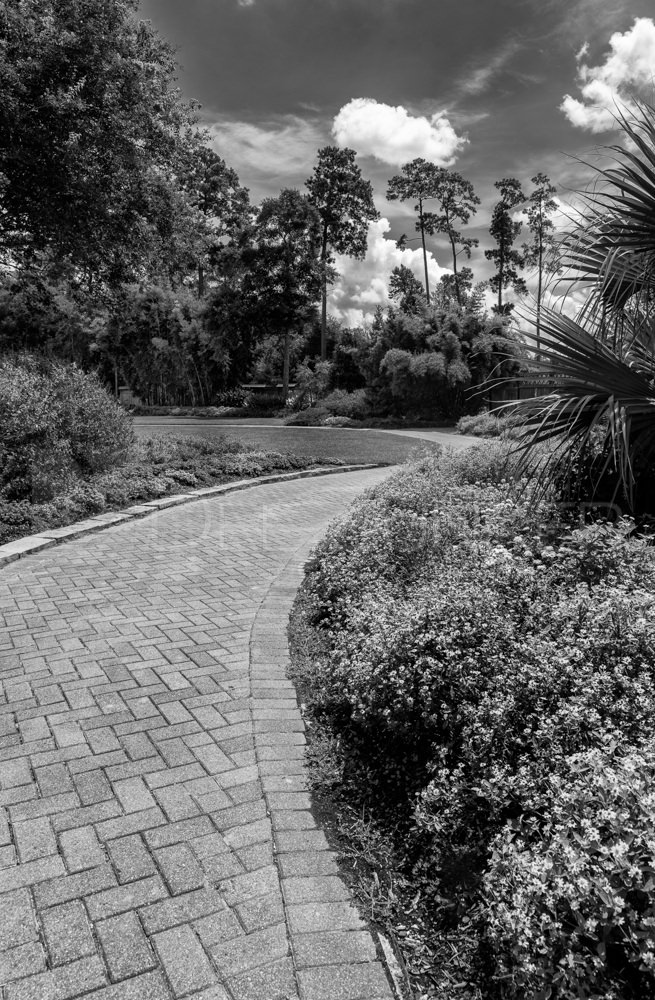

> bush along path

[
  {"left": 0, "top": 354, "right": 357, "bottom": 547},
  {"left": 290, "top": 445, "right": 655, "bottom": 999},
  {"left": 0, "top": 468, "right": 398, "bottom": 1000}
]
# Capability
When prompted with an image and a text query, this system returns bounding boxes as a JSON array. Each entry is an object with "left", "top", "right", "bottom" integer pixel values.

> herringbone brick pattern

[{"left": 0, "top": 470, "right": 395, "bottom": 1000}]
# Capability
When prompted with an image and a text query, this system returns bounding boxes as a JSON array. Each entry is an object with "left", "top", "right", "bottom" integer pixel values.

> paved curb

[
  {"left": 248, "top": 531, "right": 400, "bottom": 999},
  {"left": 0, "top": 464, "right": 387, "bottom": 570}
]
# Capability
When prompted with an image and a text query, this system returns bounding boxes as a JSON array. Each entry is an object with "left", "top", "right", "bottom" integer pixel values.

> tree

[
  {"left": 180, "top": 147, "right": 250, "bottom": 296},
  {"left": 522, "top": 173, "right": 558, "bottom": 349},
  {"left": 0, "top": 0, "right": 201, "bottom": 284},
  {"left": 387, "top": 159, "right": 443, "bottom": 305},
  {"left": 507, "top": 102, "right": 655, "bottom": 513},
  {"left": 305, "top": 147, "right": 378, "bottom": 361},
  {"left": 422, "top": 169, "right": 481, "bottom": 306},
  {"left": 388, "top": 264, "right": 426, "bottom": 314},
  {"left": 370, "top": 305, "right": 522, "bottom": 418},
  {"left": 435, "top": 268, "right": 474, "bottom": 308},
  {"left": 250, "top": 190, "right": 323, "bottom": 400},
  {"left": 484, "top": 178, "right": 527, "bottom": 313}
]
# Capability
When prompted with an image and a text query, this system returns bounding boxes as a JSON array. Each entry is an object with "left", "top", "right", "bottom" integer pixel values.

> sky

[{"left": 139, "top": 0, "right": 655, "bottom": 325}]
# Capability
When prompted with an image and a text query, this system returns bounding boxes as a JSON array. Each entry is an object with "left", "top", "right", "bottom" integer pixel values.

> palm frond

[
  {"left": 501, "top": 308, "right": 655, "bottom": 509},
  {"left": 556, "top": 102, "right": 655, "bottom": 343}
]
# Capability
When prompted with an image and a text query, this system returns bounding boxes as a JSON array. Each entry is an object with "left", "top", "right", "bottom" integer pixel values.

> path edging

[
  {"left": 248, "top": 518, "right": 400, "bottom": 1000},
  {"left": 0, "top": 463, "right": 387, "bottom": 570}
]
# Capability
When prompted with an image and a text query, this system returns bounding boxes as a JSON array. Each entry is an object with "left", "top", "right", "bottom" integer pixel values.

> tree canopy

[
  {"left": 305, "top": 146, "right": 378, "bottom": 360},
  {"left": 387, "top": 158, "right": 444, "bottom": 305},
  {"left": 0, "top": 0, "right": 202, "bottom": 284},
  {"left": 422, "top": 169, "right": 480, "bottom": 306},
  {"left": 484, "top": 177, "right": 527, "bottom": 313}
]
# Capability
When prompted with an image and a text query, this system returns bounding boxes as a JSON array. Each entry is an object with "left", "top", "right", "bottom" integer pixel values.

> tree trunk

[
  {"left": 282, "top": 330, "right": 290, "bottom": 403},
  {"left": 450, "top": 234, "right": 461, "bottom": 306},
  {"left": 419, "top": 198, "right": 430, "bottom": 305},
  {"left": 536, "top": 243, "right": 543, "bottom": 357},
  {"left": 320, "top": 229, "right": 329, "bottom": 361},
  {"left": 198, "top": 263, "right": 205, "bottom": 298}
]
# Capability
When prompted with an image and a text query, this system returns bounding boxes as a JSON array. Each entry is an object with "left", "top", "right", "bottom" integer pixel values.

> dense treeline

[{"left": 0, "top": 0, "right": 557, "bottom": 415}]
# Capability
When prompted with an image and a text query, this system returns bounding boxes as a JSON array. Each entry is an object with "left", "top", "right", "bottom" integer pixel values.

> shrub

[
  {"left": 303, "top": 443, "right": 533, "bottom": 631},
  {"left": 302, "top": 445, "right": 655, "bottom": 892},
  {"left": 213, "top": 387, "right": 247, "bottom": 408},
  {"left": 241, "top": 389, "right": 285, "bottom": 413},
  {"left": 456, "top": 411, "right": 521, "bottom": 438},
  {"left": 322, "top": 388, "right": 369, "bottom": 420},
  {"left": 285, "top": 407, "right": 330, "bottom": 426},
  {"left": 48, "top": 363, "right": 134, "bottom": 472},
  {"left": 0, "top": 499, "right": 37, "bottom": 543},
  {"left": 481, "top": 742, "right": 655, "bottom": 999},
  {"left": 322, "top": 415, "right": 355, "bottom": 427},
  {"left": 0, "top": 355, "right": 133, "bottom": 501}
]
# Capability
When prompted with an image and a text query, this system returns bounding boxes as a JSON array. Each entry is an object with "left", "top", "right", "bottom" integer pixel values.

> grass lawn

[{"left": 133, "top": 420, "right": 442, "bottom": 466}]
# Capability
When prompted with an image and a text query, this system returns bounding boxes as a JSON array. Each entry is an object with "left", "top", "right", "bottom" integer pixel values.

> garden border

[{"left": 0, "top": 463, "right": 387, "bottom": 570}]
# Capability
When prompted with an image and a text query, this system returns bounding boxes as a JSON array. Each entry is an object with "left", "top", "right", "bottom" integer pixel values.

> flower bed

[{"left": 290, "top": 443, "right": 655, "bottom": 998}]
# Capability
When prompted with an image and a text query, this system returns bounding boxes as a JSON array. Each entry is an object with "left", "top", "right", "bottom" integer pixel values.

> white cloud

[
  {"left": 327, "top": 217, "right": 450, "bottom": 327},
  {"left": 331, "top": 98, "right": 466, "bottom": 167},
  {"left": 561, "top": 17, "right": 655, "bottom": 132},
  {"left": 457, "top": 40, "right": 521, "bottom": 96},
  {"left": 207, "top": 115, "right": 323, "bottom": 181},
  {"left": 512, "top": 196, "right": 583, "bottom": 232}
]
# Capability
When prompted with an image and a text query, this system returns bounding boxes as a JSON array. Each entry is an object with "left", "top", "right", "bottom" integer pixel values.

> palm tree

[{"left": 506, "top": 101, "right": 655, "bottom": 512}]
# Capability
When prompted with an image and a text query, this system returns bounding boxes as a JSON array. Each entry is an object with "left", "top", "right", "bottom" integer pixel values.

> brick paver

[{"left": 0, "top": 471, "right": 397, "bottom": 1000}]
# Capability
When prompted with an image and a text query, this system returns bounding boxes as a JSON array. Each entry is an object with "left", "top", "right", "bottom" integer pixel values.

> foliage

[
  {"left": 305, "top": 146, "right": 378, "bottom": 359},
  {"left": 0, "top": 0, "right": 202, "bottom": 283},
  {"left": 389, "top": 265, "right": 427, "bottom": 314},
  {"left": 0, "top": 428, "right": 341, "bottom": 544},
  {"left": 179, "top": 146, "right": 250, "bottom": 294},
  {"left": 285, "top": 388, "right": 368, "bottom": 425},
  {"left": 298, "top": 446, "right": 655, "bottom": 994},
  {"left": 293, "top": 357, "right": 333, "bottom": 408},
  {"left": 368, "top": 305, "right": 522, "bottom": 419},
  {"left": 322, "top": 388, "right": 368, "bottom": 420},
  {"left": 482, "top": 741, "right": 655, "bottom": 999},
  {"left": 285, "top": 407, "right": 332, "bottom": 426},
  {"left": 507, "top": 103, "right": 655, "bottom": 515},
  {"left": 203, "top": 189, "right": 323, "bottom": 399},
  {"left": 421, "top": 169, "right": 481, "bottom": 307},
  {"left": 456, "top": 412, "right": 522, "bottom": 438},
  {"left": 92, "top": 283, "right": 215, "bottom": 405},
  {"left": 509, "top": 307, "right": 655, "bottom": 513},
  {"left": 0, "top": 269, "right": 100, "bottom": 364},
  {"left": 0, "top": 354, "right": 133, "bottom": 502},
  {"left": 562, "top": 101, "right": 655, "bottom": 345},
  {"left": 484, "top": 178, "right": 527, "bottom": 313},
  {"left": 521, "top": 172, "right": 558, "bottom": 343},
  {"left": 387, "top": 158, "right": 443, "bottom": 304}
]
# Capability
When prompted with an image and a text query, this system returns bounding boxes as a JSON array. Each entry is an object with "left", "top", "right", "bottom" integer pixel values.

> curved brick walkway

[{"left": 0, "top": 469, "right": 397, "bottom": 1000}]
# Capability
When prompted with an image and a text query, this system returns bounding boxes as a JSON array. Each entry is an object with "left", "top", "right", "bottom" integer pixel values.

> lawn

[{"left": 133, "top": 419, "right": 442, "bottom": 465}]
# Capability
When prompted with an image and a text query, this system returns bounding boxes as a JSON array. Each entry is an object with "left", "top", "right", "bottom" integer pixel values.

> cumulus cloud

[
  {"left": 328, "top": 217, "right": 450, "bottom": 327},
  {"left": 332, "top": 98, "right": 466, "bottom": 167},
  {"left": 561, "top": 17, "right": 655, "bottom": 131}
]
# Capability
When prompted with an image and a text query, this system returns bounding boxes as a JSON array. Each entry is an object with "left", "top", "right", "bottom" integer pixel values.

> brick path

[{"left": 0, "top": 470, "right": 397, "bottom": 1000}]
